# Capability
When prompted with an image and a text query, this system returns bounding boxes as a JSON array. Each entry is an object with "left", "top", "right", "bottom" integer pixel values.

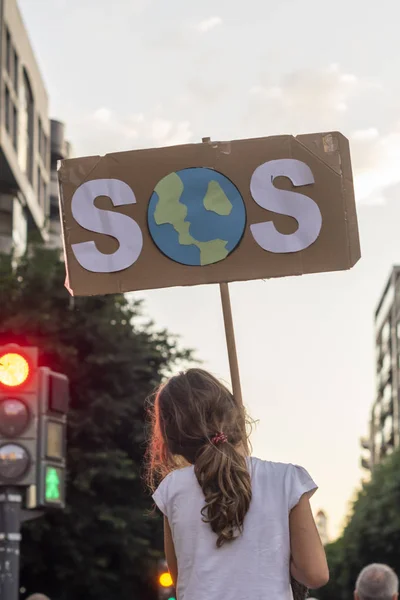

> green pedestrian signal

[{"left": 45, "top": 466, "right": 61, "bottom": 502}]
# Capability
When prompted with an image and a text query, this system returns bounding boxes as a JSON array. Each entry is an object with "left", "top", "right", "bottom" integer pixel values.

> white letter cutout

[
  {"left": 71, "top": 179, "right": 143, "bottom": 273},
  {"left": 250, "top": 159, "right": 322, "bottom": 253}
]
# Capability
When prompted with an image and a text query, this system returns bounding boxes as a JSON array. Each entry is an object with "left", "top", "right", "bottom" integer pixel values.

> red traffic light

[{"left": 0, "top": 352, "right": 30, "bottom": 388}]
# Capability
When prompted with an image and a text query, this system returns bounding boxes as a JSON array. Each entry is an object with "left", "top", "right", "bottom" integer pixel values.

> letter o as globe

[{"left": 147, "top": 168, "right": 246, "bottom": 266}]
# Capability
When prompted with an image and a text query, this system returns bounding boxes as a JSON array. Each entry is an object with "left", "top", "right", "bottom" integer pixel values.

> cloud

[
  {"left": 245, "top": 64, "right": 393, "bottom": 205},
  {"left": 69, "top": 64, "right": 396, "bottom": 208},
  {"left": 350, "top": 125, "right": 400, "bottom": 204},
  {"left": 196, "top": 16, "right": 222, "bottom": 33},
  {"left": 70, "top": 108, "right": 193, "bottom": 157},
  {"left": 246, "top": 64, "right": 366, "bottom": 134},
  {"left": 92, "top": 108, "right": 113, "bottom": 123}
]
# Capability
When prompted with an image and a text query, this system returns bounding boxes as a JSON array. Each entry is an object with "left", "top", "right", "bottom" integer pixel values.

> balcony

[
  {"left": 381, "top": 400, "right": 394, "bottom": 422},
  {"left": 360, "top": 436, "right": 371, "bottom": 450},
  {"left": 377, "top": 368, "right": 392, "bottom": 394},
  {"left": 361, "top": 457, "right": 372, "bottom": 470}
]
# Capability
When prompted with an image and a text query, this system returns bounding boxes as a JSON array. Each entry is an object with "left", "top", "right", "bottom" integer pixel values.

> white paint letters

[
  {"left": 250, "top": 159, "right": 322, "bottom": 253},
  {"left": 71, "top": 179, "right": 143, "bottom": 273}
]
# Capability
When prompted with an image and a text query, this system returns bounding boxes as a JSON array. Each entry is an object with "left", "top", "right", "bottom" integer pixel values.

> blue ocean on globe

[{"left": 147, "top": 167, "right": 246, "bottom": 266}]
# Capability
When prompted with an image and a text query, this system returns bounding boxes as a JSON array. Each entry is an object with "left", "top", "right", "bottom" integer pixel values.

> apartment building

[
  {"left": 0, "top": 0, "right": 70, "bottom": 255},
  {"left": 361, "top": 267, "right": 400, "bottom": 470},
  {"left": 0, "top": 0, "right": 52, "bottom": 255}
]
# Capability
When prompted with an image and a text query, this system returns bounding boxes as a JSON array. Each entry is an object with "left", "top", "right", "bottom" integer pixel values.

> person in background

[
  {"left": 26, "top": 594, "right": 51, "bottom": 600},
  {"left": 355, "top": 564, "right": 399, "bottom": 600},
  {"left": 146, "top": 368, "right": 329, "bottom": 600}
]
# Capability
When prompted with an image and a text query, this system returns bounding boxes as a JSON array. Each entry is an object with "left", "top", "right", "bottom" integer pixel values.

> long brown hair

[{"left": 146, "top": 368, "right": 253, "bottom": 547}]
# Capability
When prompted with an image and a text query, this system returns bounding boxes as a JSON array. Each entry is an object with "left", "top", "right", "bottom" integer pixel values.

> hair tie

[{"left": 211, "top": 432, "right": 228, "bottom": 445}]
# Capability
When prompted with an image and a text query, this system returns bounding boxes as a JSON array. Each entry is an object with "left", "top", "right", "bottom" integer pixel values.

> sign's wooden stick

[
  {"left": 219, "top": 282, "right": 243, "bottom": 405},
  {"left": 201, "top": 137, "right": 243, "bottom": 405}
]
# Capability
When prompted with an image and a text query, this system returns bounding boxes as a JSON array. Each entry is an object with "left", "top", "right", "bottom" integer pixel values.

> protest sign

[{"left": 58, "top": 132, "right": 360, "bottom": 297}]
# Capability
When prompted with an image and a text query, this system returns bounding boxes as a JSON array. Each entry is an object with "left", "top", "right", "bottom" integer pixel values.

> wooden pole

[
  {"left": 219, "top": 282, "right": 243, "bottom": 405},
  {"left": 201, "top": 136, "right": 243, "bottom": 405}
]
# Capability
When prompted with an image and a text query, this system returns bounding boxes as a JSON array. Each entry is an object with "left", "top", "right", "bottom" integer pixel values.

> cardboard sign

[{"left": 58, "top": 132, "right": 360, "bottom": 296}]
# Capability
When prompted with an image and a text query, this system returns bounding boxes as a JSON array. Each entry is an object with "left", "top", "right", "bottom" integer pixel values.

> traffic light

[
  {"left": 37, "top": 367, "right": 69, "bottom": 508},
  {"left": 0, "top": 344, "right": 39, "bottom": 486},
  {"left": 157, "top": 559, "right": 176, "bottom": 600}
]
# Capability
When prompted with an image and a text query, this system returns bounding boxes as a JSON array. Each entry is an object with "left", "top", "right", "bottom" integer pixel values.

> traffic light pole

[{"left": 0, "top": 488, "right": 22, "bottom": 600}]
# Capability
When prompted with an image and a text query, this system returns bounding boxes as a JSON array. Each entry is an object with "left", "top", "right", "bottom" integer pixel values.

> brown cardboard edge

[
  {"left": 57, "top": 162, "right": 74, "bottom": 296},
  {"left": 337, "top": 135, "right": 361, "bottom": 268},
  {"left": 294, "top": 131, "right": 343, "bottom": 177},
  {"left": 293, "top": 132, "right": 361, "bottom": 269},
  {"left": 67, "top": 260, "right": 359, "bottom": 297}
]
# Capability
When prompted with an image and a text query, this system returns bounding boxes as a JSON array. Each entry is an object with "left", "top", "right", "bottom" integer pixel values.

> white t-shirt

[{"left": 153, "top": 456, "right": 317, "bottom": 600}]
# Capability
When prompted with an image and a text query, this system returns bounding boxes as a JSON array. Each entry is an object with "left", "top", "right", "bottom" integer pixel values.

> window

[
  {"left": 50, "top": 171, "right": 59, "bottom": 219},
  {"left": 375, "top": 431, "right": 382, "bottom": 454},
  {"left": 382, "top": 352, "right": 391, "bottom": 373},
  {"left": 382, "top": 320, "right": 391, "bottom": 343},
  {"left": 384, "top": 414, "right": 393, "bottom": 432},
  {"left": 38, "top": 117, "right": 42, "bottom": 156},
  {"left": 13, "top": 48, "right": 19, "bottom": 93},
  {"left": 4, "top": 84, "right": 11, "bottom": 133},
  {"left": 37, "top": 117, "right": 48, "bottom": 165},
  {"left": 374, "top": 403, "right": 381, "bottom": 427},
  {"left": 383, "top": 415, "right": 394, "bottom": 445},
  {"left": 43, "top": 181, "right": 48, "bottom": 210},
  {"left": 5, "top": 27, "right": 11, "bottom": 74},
  {"left": 42, "top": 132, "right": 48, "bottom": 165},
  {"left": 37, "top": 165, "right": 41, "bottom": 200},
  {"left": 382, "top": 384, "right": 393, "bottom": 415},
  {"left": 383, "top": 383, "right": 392, "bottom": 401},
  {"left": 376, "top": 285, "right": 394, "bottom": 334},
  {"left": 36, "top": 167, "right": 47, "bottom": 209},
  {"left": 19, "top": 70, "right": 34, "bottom": 183},
  {"left": 12, "top": 105, "right": 18, "bottom": 150}
]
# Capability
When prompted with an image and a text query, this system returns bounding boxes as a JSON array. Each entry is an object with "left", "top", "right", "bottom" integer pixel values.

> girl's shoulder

[
  {"left": 249, "top": 456, "right": 317, "bottom": 508},
  {"left": 249, "top": 455, "right": 302, "bottom": 472},
  {"left": 250, "top": 456, "right": 312, "bottom": 476},
  {"left": 153, "top": 465, "right": 195, "bottom": 496}
]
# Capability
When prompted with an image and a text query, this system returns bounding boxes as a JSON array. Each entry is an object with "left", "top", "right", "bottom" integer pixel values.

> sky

[{"left": 17, "top": 0, "right": 400, "bottom": 539}]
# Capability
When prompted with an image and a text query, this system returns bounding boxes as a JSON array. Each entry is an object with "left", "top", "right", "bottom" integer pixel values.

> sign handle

[{"left": 219, "top": 282, "right": 243, "bottom": 405}]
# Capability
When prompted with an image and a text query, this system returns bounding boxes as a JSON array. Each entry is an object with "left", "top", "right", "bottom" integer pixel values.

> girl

[{"left": 147, "top": 368, "right": 329, "bottom": 600}]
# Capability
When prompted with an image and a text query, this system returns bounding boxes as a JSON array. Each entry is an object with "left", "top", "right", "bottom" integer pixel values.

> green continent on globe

[
  {"left": 203, "top": 180, "right": 233, "bottom": 216},
  {"left": 153, "top": 172, "right": 231, "bottom": 266}
]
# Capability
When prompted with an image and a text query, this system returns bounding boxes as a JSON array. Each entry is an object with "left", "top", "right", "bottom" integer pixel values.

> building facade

[
  {"left": 361, "top": 267, "right": 400, "bottom": 470},
  {"left": 0, "top": 0, "right": 69, "bottom": 255}
]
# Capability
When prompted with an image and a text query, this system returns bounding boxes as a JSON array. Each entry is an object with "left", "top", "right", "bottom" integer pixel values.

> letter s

[
  {"left": 70, "top": 179, "right": 143, "bottom": 273},
  {"left": 250, "top": 159, "right": 322, "bottom": 253}
]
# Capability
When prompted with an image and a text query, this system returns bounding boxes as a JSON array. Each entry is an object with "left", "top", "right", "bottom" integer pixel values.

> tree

[
  {"left": 315, "top": 449, "right": 400, "bottom": 600},
  {"left": 0, "top": 246, "right": 192, "bottom": 600}
]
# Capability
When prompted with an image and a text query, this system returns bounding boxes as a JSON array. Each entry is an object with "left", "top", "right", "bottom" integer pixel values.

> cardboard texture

[{"left": 58, "top": 132, "right": 360, "bottom": 296}]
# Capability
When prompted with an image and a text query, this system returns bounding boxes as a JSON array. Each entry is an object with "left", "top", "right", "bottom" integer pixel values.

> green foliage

[
  {"left": 314, "top": 449, "right": 400, "bottom": 600},
  {"left": 0, "top": 247, "right": 193, "bottom": 600}
]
